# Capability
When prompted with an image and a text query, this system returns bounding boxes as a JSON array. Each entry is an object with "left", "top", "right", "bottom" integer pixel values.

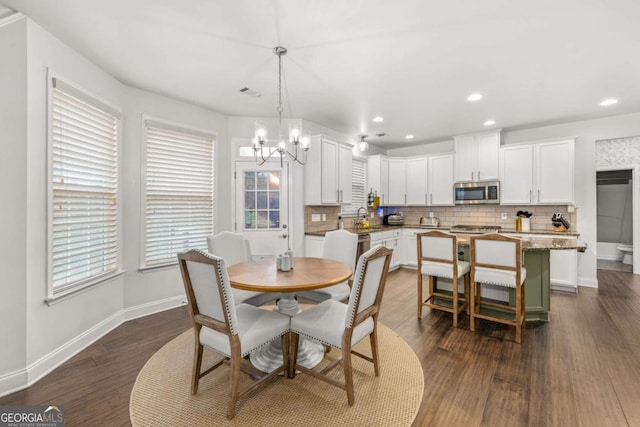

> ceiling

[{"left": 3, "top": 0, "right": 640, "bottom": 149}]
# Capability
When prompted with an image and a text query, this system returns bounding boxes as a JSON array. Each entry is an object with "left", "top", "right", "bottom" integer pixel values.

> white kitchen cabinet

[
  {"left": 500, "top": 144, "right": 534, "bottom": 204},
  {"left": 428, "top": 154, "right": 455, "bottom": 205},
  {"left": 406, "top": 157, "right": 428, "bottom": 205},
  {"left": 454, "top": 131, "right": 500, "bottom": 182},
  {"left": 304, "top": 135, "right": 352, "bottom": 205},
  {"left": 500, "top": 139, "right": 574, "bottom": 205},
  {"left": 388, "top": 159, "right": 407, "bottom": 205},
  {"left": 370, "top": 229, "right": 401, "bottom": 269},
  {"left": 535, "top": 139, "right": 574, "bottom": 204},
  {"left": 367, "top": 155, "right": 389, "bottom": 205},
  {"left": 550, "top": 249, "right": 578, "bottom": 292},
  {"left": 402, "top": 228, "right": 421, "bottom": 267}
]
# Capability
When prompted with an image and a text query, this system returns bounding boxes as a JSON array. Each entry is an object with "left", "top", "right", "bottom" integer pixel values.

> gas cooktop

[{"left": 449, "top": 225, "right": 502, "bottom": 233}]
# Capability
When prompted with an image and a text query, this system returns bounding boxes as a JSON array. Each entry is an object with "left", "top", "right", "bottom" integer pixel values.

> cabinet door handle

[
  {"left": 425, "top": 194, "right": 428, "bottom": 204},
  {"left": 336, "top": 189, "right": 339, "bottom": 203},
  {"left": 430, "top": 194, "right": 433, "bottom": 204},
  {"left": 404, "top": 194, "right": 407, "bottom": 204},
  {"left": 529, "top": 189, "right": 532, "bottom": 203},
  {"left": 478, "top": 171, "right": 481, "bottom": 180},
  {"left": 472, "top": 171, "right": 474, "bottom": 181},
  {"left": 538, "top": 189, "right": 540, "bottom": 202},
  {"left": 340, "top": 189, "right": 343, "bottom": 203}
]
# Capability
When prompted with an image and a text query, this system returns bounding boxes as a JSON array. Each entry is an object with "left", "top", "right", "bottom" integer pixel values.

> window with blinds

[
  {"left": 143, "top": 122, "right": 215, "bottom": 267},
  {"left": 49, "top": 80, "right": 120, "bottom": 296},
  {"left": 342, "top": 158, "right": 368, "bottom": 216}
]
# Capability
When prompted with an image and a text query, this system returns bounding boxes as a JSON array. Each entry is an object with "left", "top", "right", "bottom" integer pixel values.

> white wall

[
  {"left": 0, "top": 15, "right": 27, "bottom": 391},
  {"left": 121, "top": 87, "right": 228, "bottom": 309},
  {"left": 24, "top": 19, "right": 127, "bottom": 375}
]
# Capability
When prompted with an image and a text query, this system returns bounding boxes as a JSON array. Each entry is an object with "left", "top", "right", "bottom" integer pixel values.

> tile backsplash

[{"left": 305, "top": 204, "right": 577, "bottom": 233}]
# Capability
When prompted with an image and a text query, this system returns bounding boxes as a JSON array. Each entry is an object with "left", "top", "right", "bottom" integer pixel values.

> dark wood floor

[{"left": 2, "top": 268, "right": 640, "bottom": 426}]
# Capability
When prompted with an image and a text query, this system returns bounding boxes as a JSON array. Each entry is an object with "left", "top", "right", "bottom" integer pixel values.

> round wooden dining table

[{"left": 228, "top": 257, "right": 352, "bottom": 372}]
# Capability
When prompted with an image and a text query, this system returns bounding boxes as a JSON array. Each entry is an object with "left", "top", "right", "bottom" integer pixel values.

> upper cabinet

[
  {"left": 535, "top": 139, "right": 574, "bottom": 204},
  {"left": 428, "top": 154, "right": 455, "bottom": 205},
  {"left": 376, "top": 154, "right": 454, "bottom": 207},
  {"left": 454, "top": 131, "right": 501, "bottom": 182},
  {"left": 367, "top": 155, "right": 389, "bottom": 205},
  {"left": 500, "top": 138, "right": 574, "bottom": 205},
  {"left": 304, "top": 135, "right": 352, "bottom": 205},
  {"left": 388, "top": 158, "right": 408, "bottom": 205}
]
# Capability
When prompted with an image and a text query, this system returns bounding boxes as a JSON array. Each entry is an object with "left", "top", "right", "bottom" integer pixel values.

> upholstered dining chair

[
  {"left": 417, "top": 230, "right": 470, "bottom": 328},
  {"left": 289, "top": 245, "right": 392, "bottom": 405},
  {"left": 297, "top": 229, "right": 358, "bottom": 303},
  {"left": 177, "top": 249, "right": 290, "bottom": 419},
  {"left": 469, "top": 233, "right": 527, "bottom": 343},
  {"left": 208, "top": 231, "right": 278, "bottom": 306}
]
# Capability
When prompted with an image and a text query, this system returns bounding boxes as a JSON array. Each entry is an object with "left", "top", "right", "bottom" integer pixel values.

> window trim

[
  {"left": 139, "top": 115, "right": 217, "bottom": 271},
  {"left": 341, "top": 156, "right": 368, "bottom": 217},
  {"left": 46, "top": 70, "right": 123, "bottom": 302}
]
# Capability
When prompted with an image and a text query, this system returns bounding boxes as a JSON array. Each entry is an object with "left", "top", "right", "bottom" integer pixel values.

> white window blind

[
  {"left": 50, "top": 85, "right": 119, "bottom": 294},
  {"left": 342, "top": 158, "right": 367, "bottom": 216},
  {"left": 144, "top": 123, "right": 214, "bottom": 267}
]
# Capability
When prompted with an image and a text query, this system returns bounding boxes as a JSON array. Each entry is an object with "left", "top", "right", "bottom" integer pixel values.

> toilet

[{"left": 616, "top": 244, "right": 633, "bottom": 265}]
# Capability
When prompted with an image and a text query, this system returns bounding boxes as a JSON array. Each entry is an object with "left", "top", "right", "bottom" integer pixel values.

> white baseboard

[
  {"left": 0, "top": 295, "right": 186, "bottom": 398},
  {"left": 0, "top": 367, "right": 28, "bottom": 399},
  {"left": 578, "top": 276, "right": 598, "bottom": 288},
  {"left": 25, "top": 311, "right": 124, "bottom": 393},
  {"left": 123, "top": 295, "right": 186, "bottom": 321},
  {"left": 551, "top": 284, "right": 578, "bottom": 293}
]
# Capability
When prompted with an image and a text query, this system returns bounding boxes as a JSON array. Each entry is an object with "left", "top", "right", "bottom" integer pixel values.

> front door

[{"left": 234, "top": 161, "right": 289, "bottom": 258}]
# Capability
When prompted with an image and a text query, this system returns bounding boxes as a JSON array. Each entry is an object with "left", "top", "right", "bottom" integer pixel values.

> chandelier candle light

[{"left": 252, "top": 47, "right": 310, "bottom": 167}]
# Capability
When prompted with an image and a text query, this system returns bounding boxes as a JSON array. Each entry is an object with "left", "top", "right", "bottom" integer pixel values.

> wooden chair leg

[
  {"left": 192, "top": 339, "right": 204, "bottom": 394},
  {"left": 288, "top": 332, "right": 299, "bottom": 378},
  {"left": 281, "top": 333, "right": 290, "bottom": 378},
  {"left": 452, "top": 276, "right": 459, "bottom": 328},
  {"left": 342, "top": 343, "right": 355, "bottom": 406},
  {"left": 417, "top": 272, "right": 423, "bottom": 319},
  {"left": 515, "top": 283, "right": 523, "bottom": 344},
  {"left": 227, "top": 349, "right": 241, "bottom": 419},
  {"left": 470, "top": 280, "right": 476, "bottom": 332},
  {"left": 464, "top": 273, "right": 470, "bottom": 315},
  {"left": 369, "top": 322, "right": 380, "bottom": 376}
]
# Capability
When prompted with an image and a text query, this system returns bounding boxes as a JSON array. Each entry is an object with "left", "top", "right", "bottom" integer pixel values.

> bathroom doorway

[{"left": 596, "top": 169, "right": 634, "bottom": 273}]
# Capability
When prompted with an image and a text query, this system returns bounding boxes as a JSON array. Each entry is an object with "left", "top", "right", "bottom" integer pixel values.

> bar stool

[
  {"left": 469, "top": 233, "right": 526, "bottom": 343},
  {"left": 417, "top": 231, "right": 470, "bottom": 328}
]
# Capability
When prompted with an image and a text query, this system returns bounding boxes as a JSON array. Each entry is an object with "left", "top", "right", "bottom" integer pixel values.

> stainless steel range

[{"left": 449, "top": 225, "right": 502, "bottom": 234}]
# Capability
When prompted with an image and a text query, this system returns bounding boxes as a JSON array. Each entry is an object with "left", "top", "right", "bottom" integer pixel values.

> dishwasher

[{"left": 356, "top": 233, "right": 371, "bottom": 261}]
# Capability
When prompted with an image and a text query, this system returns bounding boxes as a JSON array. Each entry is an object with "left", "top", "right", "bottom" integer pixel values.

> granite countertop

[{"left": 305, "top": 225, "right": 586, "bottom": 251}]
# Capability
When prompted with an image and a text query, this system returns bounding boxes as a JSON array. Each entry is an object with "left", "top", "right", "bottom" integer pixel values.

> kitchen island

[{"left": 306, "top": 226, "right": 586, "bottom": 322}]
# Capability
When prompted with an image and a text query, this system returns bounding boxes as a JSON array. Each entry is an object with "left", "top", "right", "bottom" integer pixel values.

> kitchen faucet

[{"left": 355, "top": 207, "right": 367, "bottom": 228}]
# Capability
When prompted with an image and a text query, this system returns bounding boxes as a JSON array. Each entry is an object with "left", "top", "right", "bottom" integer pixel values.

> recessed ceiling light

[
  {"left": 484, "top": 120, "right": 496, "bottom": 126},
  {"left": 467, "top": 93, "right": 483, "bottom": 102},
  {"left": 372, "top": 116, "right": 384, "bottom": 123},
  {"left": 405, "top": 134, "right": 415, "bottom": 139},
  {"left": 599, "top": 98, "right": 618, "bottom": 106}
]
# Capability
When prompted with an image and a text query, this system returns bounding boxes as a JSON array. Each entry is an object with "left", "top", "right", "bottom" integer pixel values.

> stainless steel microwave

[{"left": 454, "top": 180, "right": 500, "bottom": 205}]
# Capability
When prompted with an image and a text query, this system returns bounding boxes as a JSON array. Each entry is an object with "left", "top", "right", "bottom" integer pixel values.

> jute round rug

[{"left": 130, "top": 323, "right": 423, "bottom": 426}]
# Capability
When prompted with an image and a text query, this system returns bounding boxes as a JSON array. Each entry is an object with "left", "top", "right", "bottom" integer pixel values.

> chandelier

[{"left": 252, "top": 46, "right": 310, "bottom": 167}]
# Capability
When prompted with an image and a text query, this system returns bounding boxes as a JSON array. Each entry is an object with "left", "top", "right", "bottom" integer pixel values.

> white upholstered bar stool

[
  {"left": 297, "top": 229, "right": 358, "bottom": 303},
  {"left": 417, "top": 231, "right": 470, "bottom": 328},
  {"left": 207, "top": 231, "right": 278, "bottom": 306},
  {"left": 470, "top": 233, "right": 526, "bottom": 344}
]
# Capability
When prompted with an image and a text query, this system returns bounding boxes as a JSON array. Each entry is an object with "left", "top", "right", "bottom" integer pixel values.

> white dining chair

[
  {"left": 470, "top": 233, "right": 527, "bottom": 343},
  {"left": 177, "top": 249, "right": 290, "bottom": 419},
  {"left": 297, "top": 229, "right": 358, "bottom": 303},
  {"left": 417, "top": 230, "right": 470, "bottom": 328},
  {"left": 289, "top": 245, "right": 393, "bottom": 405},
  {"left": 207, "top": 231, "right": 278, "bottom": 306}
]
